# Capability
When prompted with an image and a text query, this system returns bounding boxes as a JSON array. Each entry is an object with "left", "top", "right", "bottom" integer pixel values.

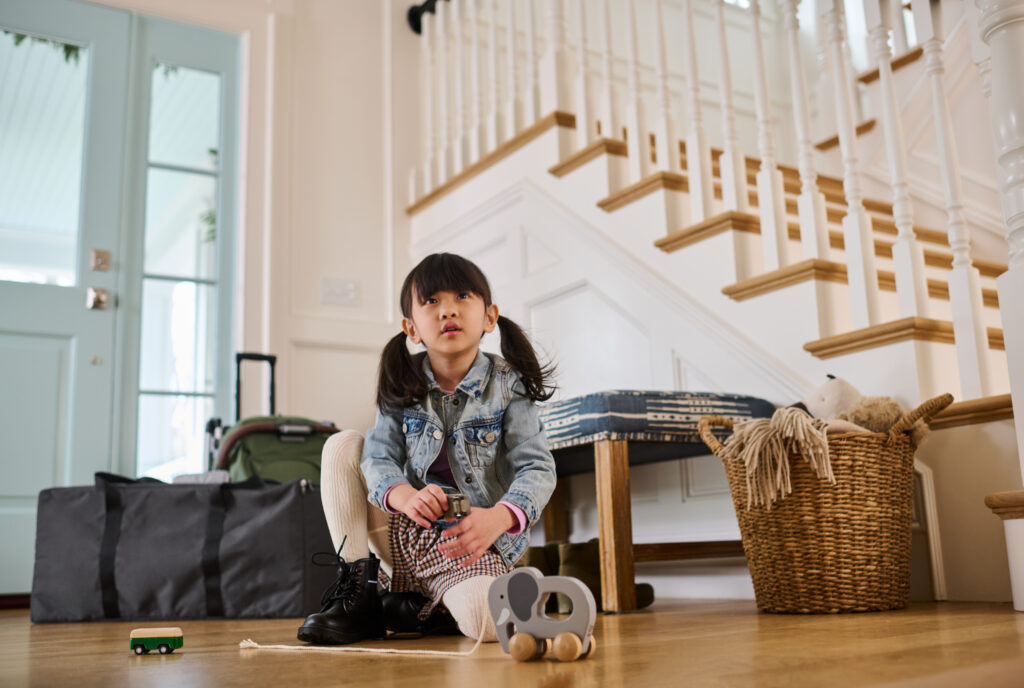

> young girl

[{"left": 298, "top": 253, "right": 557, "bottom": 645}]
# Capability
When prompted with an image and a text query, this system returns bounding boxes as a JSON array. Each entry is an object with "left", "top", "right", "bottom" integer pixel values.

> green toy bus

[{"left": 129, "top": 627, "right": 183, "bottom": 655}]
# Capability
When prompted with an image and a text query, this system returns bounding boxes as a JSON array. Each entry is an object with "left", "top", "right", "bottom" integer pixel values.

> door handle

[{"left": 86, "top": 287, "right": 110, "bottom": 310}]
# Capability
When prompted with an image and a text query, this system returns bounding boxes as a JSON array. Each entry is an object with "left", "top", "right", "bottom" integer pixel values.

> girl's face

[{"left": 402, "top": 288, "right": 499, "bottom": 359}]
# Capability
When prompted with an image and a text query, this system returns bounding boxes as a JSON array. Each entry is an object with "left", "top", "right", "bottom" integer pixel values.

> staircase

[{"left": 403, "top": 0, "right": 1021, "bottom": 602}]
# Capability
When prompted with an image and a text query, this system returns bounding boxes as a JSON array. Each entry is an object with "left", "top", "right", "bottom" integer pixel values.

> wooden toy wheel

[
  {"left": 583, "top": 636, "right": 597, "bottom": 659},
  {"left": 133, "top": 645, "right": 145, "bottom": 655},
  {"left": 508, "top": 633, "right": 543, "bottom": 662},
  {"left": 158, "top": 644, "right": 170, "bottom": 655},
  {"left": 552, "top": 632, "right": 583, "bottom": 662}
]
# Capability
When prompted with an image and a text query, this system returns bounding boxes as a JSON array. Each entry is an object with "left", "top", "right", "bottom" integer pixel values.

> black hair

[{"left": 376, "top": 253, "right": 556, "bottom": 411}]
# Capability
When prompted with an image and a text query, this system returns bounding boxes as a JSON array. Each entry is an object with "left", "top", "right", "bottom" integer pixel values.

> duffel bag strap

[
  {"left": 97, "top": 476, "right": 124, "bottom": 619},
  {"left": 203, "top": 475, "right": 269, "bottom": 617}
]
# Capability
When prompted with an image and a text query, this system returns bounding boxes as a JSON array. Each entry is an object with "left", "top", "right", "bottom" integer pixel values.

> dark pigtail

[
  {"left": 497, "top": 315, "right": 556, "bottom": 401},
  {"left": 376, "top": 332, "right": 429, "bottom": 412}
]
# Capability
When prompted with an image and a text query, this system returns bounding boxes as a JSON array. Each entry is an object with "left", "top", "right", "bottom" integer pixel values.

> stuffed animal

[
  {"left": 794, "top": 376, "right": 930, "bottom": 447},
  {"left": 840, "top": 395, "right": 930, "bottom": 447}
]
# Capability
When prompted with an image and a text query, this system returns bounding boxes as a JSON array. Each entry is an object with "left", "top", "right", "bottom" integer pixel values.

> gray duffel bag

[{"left": 31, "top": 473, "right": 337, "bottom": 622}]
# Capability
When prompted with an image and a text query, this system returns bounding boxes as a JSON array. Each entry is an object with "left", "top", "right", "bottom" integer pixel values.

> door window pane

[
  {"left": 138, "top": 278, "right": 216, "bottom": 393},
  {"left": 144, "top": 167, "right": 217, "bottom": 279},
  {"left": 0, "top": 30, "right": 88, "bottom": 286},
  {"left": 148, "top": 63, "right": 220, "bottom": 172},
  {"left": 136, "top": 393, "right": 213, "bottom": 480}
]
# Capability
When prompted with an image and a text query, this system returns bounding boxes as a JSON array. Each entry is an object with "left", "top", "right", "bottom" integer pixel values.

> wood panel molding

[
  {"left": 804, "top": 317, "right": 1005, "bottom": 359},
  {"left": 549, "top": 137, "right": 627, "bottom": 178},
  {"left": 634, "top": 541, "right": 745, "bottom": 562},
  {"left": 858, "top": 46, "right": 925, "bottom": 84},
  {"left": 815, "top": 119, "right": 877, "bottom": 151},
  {"left": 655, "top": 211, "right": 761, "bottom": 253},
  {"left": 406, "top": 111, "right": 575, "bottom": 216},
  {"left": 597, "top": 171, "right": 688, "bottom": 213},
  {"left": 931, "top": 394, "right": 1014, "bottom": 430}
]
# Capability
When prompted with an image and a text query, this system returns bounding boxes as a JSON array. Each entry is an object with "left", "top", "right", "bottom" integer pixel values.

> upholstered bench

[{"left": 538, "top": 390, "right": 776, "bottom": 612}]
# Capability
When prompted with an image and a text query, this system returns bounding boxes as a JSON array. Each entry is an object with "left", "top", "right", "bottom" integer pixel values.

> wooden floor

[{"left": 4, "top": 600, "right": 1024, "bottom": 687}]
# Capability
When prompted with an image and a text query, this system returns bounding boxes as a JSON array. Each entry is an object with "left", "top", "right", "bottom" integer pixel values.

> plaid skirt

[{"left": 378, "top": 514, "right": 510, "bottom": 620}]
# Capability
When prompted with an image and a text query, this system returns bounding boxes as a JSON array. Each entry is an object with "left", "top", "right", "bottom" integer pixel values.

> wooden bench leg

[
  {"left": 543, "top": 477, "right": 571, "bottom": 543},
  {"left": 594, "top": 439, "right": 636, "bottom": 612}
]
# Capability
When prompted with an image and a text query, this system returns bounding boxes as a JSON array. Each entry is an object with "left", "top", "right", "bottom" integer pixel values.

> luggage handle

[
  {"left": 215, "top": 421, "right": 339, "bottom": 469},
  {"left": 235, "top": 352, "right": 277, "bottom": 422}
]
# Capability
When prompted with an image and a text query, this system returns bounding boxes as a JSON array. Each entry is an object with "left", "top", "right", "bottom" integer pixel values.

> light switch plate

[{"left": 320, "top": 277, "right": 361, "bottom": 306}]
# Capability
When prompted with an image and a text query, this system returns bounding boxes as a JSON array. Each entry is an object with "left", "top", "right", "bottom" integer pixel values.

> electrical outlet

[{"left": 320, "top": 277, "right": 361, "bottom": 306}]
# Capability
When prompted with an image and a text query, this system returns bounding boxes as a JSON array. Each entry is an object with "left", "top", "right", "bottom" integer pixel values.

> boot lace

[{"left": 311, "top": 536, "right": 354, "bottom": 608}]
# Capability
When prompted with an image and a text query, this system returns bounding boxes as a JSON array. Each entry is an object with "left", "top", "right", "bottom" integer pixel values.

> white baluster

[
  {"left": 436, "top": 0, "right": 450, "bottom": 183},
  {"left": 598, "top": 0, "right": 620, "bottom": 140},
  {"left": 486, "top": 0, "right": 504, "bottom": 151},
  {"left": 573, "top": 0, "right": 595, "bottom": 148},
  {"left": 912, "top": 0, "right": 991, "bottom": 397},
  {"left": 408, "top": 167, "right": 418, "bottom": 205},
  {"left": 975, "top": 0, "right": 1024, "bottom": 471},
  {"left": 421, "top": 10, "right": 435, "bottom": 192},
  {"left": 749, "top": 0, "right": 789, "bottom": 271},
  {"left": 863, "top": 0, "right": 929, "bottom": 318},
  {"left": 623, "top": 0, "right": 651, "bottom": 182},
  {"left": 524, "top": 0, "right": 540, "bottom": 124},
  {"left": 680, "top": 0, "right": 711, "bottom": 217},
  {"left": 840, "top": 4, "right": 863, "bottom": 122},
  {"left": 540, "top": 0, "right": 571, "bottom": 115},
  {"left": 891, "top": 0, "right": 909, "bottom": 54},
  {"left": 452, "top": 0, "right": 467, "bottom": 175},
  {"left": 714, "top": 0, "right": 748, "bottom": 213},
  {"left": 814, "top": 9, "right": 837, "bottom": 141},
  {"left": 652, "top": 0, "right": 680, "bottom": 174},
  {"left": 468, "top": 0, "right": 484, "bottom": 162},
  {"left": 781, "top": 0, "right": 829, "bottom": 261},
  {"left": 821, "top": 0, "right": 882, "bottom": 327},
  {"left": 506, "top": 0, "right": 524, "bottom": 139}
]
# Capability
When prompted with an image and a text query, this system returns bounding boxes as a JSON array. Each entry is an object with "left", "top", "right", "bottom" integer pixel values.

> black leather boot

[
  {"left": 297, "top": 554, "right": 386, "bottom": 645},
  {"left": 381, "top": 591, "right": 460, "bottom": 637}
]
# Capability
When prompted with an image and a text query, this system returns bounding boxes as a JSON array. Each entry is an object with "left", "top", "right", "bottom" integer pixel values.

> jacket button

[
  {"left": 465, "top": 476, "right": 472, "bottom": 484},
  {"left": 432, "top": 429, "right": 443, "bottom": 440},
  {"left": 453, "top": 398, "right": 460, "bottom": 406},
  {"left": 484, "top": 431, "right": 496, "bottom": 443}
]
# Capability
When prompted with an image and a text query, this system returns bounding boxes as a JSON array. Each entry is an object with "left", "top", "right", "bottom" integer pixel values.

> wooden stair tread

[
  {"left": 803, "top": 316, "right": 1004, "bottom": 359},
  {"left": 931, "top": 393, "right": 1014, "bottom": 430},
  {"left": 721, "top": 258, "right": 998, "bottom": 308},
  {"left": 858, "top": 45, "right": 925, "bottom": 84},
  {"left": 814, "top": 119, "right": 877, "bottom": 151}
]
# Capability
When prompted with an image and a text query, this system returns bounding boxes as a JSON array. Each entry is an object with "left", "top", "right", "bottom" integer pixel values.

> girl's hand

[
  {"left": 387, "top": 484, "right": 448, "bottom": 529},
  {"left": 437, "top": 506, "right": 515, "bottom": 567}
]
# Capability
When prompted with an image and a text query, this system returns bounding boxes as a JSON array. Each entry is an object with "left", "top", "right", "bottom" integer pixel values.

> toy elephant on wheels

[{"left": 488, "top": 567, "right": 597, "bottom": 662}]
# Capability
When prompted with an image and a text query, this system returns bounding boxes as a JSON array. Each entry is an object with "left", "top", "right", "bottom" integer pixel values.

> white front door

[{"left": 0, "top": 0, "right": 131, "bottom": 594}]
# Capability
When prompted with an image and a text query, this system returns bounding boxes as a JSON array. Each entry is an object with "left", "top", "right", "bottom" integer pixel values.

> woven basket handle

[
  {"left": 887, "top": 393, "right": 955, "bottom": 440},
  {"left": 697, "top": 415, "right": 735, "bottom": 458}
]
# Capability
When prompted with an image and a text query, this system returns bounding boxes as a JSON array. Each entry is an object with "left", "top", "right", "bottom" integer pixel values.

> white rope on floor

[{"left": 239, "top": 616, "right": 488, "bottom": 658}]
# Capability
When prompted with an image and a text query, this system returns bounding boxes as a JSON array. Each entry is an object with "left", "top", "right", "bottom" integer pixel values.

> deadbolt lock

[
  {"left": 90, "top": 249, "right": 111, "bottom": 271},
  {"left": 86, "top": 287, "right": 109, "bottom": 310}
]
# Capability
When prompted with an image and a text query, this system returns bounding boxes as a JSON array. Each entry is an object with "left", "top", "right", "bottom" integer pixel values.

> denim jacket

[{"left": 361, "top": 350, "right": 556, "bottom": 567}]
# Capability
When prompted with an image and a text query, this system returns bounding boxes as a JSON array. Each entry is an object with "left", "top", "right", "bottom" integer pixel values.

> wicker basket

[{"left": 697, "top": 393, "right": 953, "bottom": 614}]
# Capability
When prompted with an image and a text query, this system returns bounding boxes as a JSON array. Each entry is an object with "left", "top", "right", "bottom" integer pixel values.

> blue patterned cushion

[{"left": 538, "top": 390, "right": 776, "bottom": 476}]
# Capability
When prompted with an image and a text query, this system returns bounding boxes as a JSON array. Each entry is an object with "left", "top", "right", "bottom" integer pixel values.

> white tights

[{"left": 319, "top": 430, "right": 497, "bottom": 642}]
